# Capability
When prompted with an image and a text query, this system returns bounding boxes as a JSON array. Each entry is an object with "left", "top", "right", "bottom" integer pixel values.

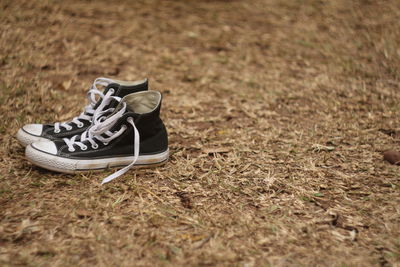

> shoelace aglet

[{"left": 101, "top": 178, "right": 112, "bottom": 185}]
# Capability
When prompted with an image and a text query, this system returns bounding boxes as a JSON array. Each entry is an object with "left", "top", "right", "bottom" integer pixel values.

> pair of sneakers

[{"left": 16, "top": 78, "right": 169, "bottom": 184}]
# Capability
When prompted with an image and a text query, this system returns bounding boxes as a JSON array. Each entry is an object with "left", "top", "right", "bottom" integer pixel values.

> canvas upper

[{"left": 16, "top": 78, "right": 148, "bottom": 146}]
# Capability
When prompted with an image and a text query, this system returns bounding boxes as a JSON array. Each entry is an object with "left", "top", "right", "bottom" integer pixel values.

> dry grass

[{"left": 1, "top": 0, "right": 400, "bottom": 266}]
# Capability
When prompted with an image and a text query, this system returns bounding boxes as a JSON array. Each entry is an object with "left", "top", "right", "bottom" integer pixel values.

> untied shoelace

[{"left": 63, "top": 101, "right": 140, "bottom": 185}]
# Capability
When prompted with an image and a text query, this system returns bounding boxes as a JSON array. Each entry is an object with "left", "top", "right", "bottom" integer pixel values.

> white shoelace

[
  {"left": 54, "top": 77, "right": 117, "bottom": 133},
  {"left": 63, "top": 102, "right": 140, "bottom": 185}
]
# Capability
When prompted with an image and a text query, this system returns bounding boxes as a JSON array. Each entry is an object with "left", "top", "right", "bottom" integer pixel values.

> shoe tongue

[
  {"left": 104, "top": 83, "right": 119, "bottom": 93},
  {"left": 90, "top": 83, "right": 120, "bottom": 112},
  {"left": 107, "top": 99, "right": 135, "bottom": 117}
]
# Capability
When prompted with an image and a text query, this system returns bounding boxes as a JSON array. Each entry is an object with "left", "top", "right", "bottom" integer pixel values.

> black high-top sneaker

[
  {"left": 25, "top": 90, "right": 169, "bottom": 184},
  {"left": 16, "top": 77, "right": 148, "bottom": 147}
]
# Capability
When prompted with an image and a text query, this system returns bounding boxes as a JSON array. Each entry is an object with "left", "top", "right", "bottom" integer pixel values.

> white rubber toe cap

[
  {"left": 31, "top": 141, "right": 58, "bottom": 155},
  {"left": 22, "top": 124, "right": 43, "bottom": 136},
  {"left": 16, "top": 127, "right": 47, "bottom": 147}
]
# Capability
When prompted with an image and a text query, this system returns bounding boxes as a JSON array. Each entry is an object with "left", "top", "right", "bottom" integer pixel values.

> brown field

[{"left": 1, "top": 0, "right": 399, "bottom": 266}]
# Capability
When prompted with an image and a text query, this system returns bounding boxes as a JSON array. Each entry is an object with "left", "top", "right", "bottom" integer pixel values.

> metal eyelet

[
  {"left": 54, "top": 129, "right": 61, "bottom": 133},
  {"left": 81, "top": 145, "right": 88, "bottom": 151},
  {"left": 92, "top": 143, "right": 99, "bottom": 149},
  {"left": 103, "top": 142, "right": 108, "bottom": 146},
  {"left": 66, "top": 126, "right": 73, "bottom": 131},
  {"left": 109, "top": 88, "right": 115, "bottom": 94},
  {"left": 68, "top": 147, "right": 75, "bottom": 152},
  {"left": 77, "top": 123, "right": 84, "bottom": 128}
]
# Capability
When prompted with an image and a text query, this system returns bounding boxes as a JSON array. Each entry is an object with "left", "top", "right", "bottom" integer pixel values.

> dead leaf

[{"left": 62, "top": 80, "right": 72, "bottom": 90}]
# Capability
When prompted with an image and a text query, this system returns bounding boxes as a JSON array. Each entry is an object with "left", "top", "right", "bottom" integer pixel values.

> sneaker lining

[{"left": 124, "top": 91, "right": 161, "bottom": 114}]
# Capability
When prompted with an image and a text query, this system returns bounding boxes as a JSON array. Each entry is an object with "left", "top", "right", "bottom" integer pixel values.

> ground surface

[{"left": 0, "top": 0, "right": 399, "bottom": 266}]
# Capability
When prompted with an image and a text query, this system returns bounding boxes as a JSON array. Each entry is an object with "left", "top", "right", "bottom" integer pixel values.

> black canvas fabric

[
  {"left": 41, "top": 80, "right": 148, "bottom": 140},
  {"left": 52, "top": 98, "right": 168, "bottom": 159}
]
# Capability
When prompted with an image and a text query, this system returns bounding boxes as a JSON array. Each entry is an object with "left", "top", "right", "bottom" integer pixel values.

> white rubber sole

[
  {"left": 16, "top": 128, "right": 48, "bottom": 147},
  {"left": 25, "top": 145, "right": 169, "bottom": 173}
]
